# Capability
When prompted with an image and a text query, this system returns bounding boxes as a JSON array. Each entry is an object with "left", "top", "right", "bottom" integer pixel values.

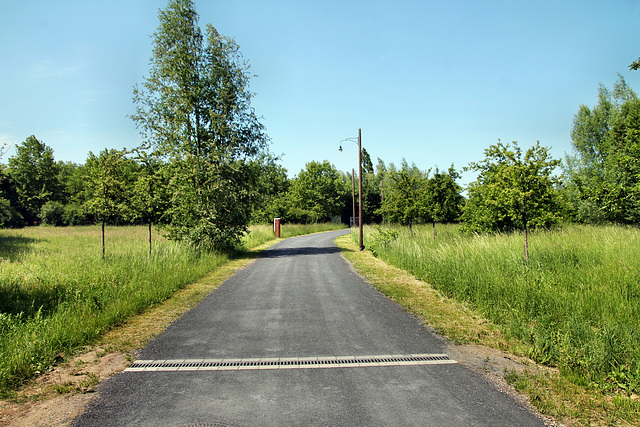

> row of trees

[
  {"left": 0, "top": 133, "right": 466, "bottom": 233},
  {"left": 0, "top": 0, "right": 637, "bottom": 255},
  {"left": 1, "top": 75, "right": 638, "bottom": 253}
]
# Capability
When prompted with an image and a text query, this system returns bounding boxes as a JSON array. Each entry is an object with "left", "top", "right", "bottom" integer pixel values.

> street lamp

[{"left": 339, "top": 128, "right": 364, "bottom": 251}]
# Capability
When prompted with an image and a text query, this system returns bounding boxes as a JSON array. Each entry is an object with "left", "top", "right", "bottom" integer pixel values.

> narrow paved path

[{"left": 74, "top": 230, "right": 544, "bottom": 426}]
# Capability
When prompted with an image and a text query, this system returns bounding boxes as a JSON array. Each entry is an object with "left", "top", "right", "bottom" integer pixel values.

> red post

[{"left": 274, "top": 218, "right": 281, "bottom": 238}]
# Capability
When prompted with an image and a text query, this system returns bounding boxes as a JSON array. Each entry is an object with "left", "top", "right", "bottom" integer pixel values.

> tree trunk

[
  {"left": 102, "top": 220, "right": 106, "bottom": 260},
  {"left": 148, "top": 220, "right": 152, "bottom": 255},
  {"left": 524, "top": 224, "right": 529, "bottom": 262},
  {"left": 432, "top": 221, "right": 436, "bottom": 238},
  {"left": 522, "top": 198, "right": 529, "bottom": 262}
]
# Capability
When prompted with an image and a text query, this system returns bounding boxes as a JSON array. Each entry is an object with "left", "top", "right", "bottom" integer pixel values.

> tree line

[{"left": 1, "top": 0, "right": 638, "bottom": 255}]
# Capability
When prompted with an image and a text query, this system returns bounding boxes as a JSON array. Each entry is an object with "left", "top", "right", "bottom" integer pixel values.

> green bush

[
  {"left": 39, "top": 201, "right": 65, "bottom": 226},
  {"left": 0, "top": 198, "right": 23, "bottom": 228},
  {"left": 63, "top": 203, "right": 90, "bottom": 226}
]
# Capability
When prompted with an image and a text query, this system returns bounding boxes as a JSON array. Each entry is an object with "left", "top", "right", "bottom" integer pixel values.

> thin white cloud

[
  {"left": 30, "top": 60, "right": 85, "bottom": 80},
  {"left": 81, "top": 90, "right": 107, "bottom": 105}
]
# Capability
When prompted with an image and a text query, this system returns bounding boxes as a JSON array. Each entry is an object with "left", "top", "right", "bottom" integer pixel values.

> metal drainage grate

[
  {"left": 170, "top": 424, "right": 232, "bottom": 427},
  {"left": 125, "top": 353, "right": 456, "bottom": 372}
]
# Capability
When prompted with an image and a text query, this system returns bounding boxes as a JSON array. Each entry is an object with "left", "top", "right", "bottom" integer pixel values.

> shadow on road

[{"left": 260, "top": 246, "right": 342, "bottom": 258}]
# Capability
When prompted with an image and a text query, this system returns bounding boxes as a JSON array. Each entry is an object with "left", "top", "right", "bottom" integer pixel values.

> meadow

[
  {"left": 0, "top": 222, "right": 345, "bottom": 395},
  {"left": 359, "top": 223, "right": 640, "bottom": 394}
]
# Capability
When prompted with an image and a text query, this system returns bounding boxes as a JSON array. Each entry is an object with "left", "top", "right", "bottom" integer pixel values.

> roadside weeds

[
  {"left": 335, "top": 234, "right": 638, "bottom": 427},
  {"left": 0, "top": 239, "right": 280, "bottom": 427},
  {"left": 2, "top": 232, "right": 636, "bottom": 426}
]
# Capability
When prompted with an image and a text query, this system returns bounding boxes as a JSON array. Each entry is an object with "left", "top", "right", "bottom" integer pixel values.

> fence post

[{"left": 274, "top": 218, "right": 281, "bottom": 238}]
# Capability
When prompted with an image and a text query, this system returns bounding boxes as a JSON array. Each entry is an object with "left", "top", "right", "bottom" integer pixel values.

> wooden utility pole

[{"left": 358, "top": 128, "right": 364, "bottom": 251}]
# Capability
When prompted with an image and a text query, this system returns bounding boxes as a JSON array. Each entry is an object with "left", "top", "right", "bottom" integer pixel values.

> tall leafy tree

[
  {"left": 423, "top": 165, "right": 464, "bottom": 236},
  {"left": 131, "top": 0, "right": 268, "bottom": 251},
  {"left": 7, "top": 135, "right": 62, "bottom": 223},
  {"left": 462, "top": 140, "right": 562, "bottom": 261},
  {"left": 129, "top": 152, "right": 171, "bottom": 254},
  {"left": 84, "top": 149, "right": 132, "bottom": 259},
  {"left": 361, "top": 148, "right": 374, "bottom": 175},
  {"left": 287, "top": 161, "right": 347, "bottom": 223},
  {"left": 249, "top": 153, "right": 290, "bottom": 223},
  {"left": 377, "top": 162, "right": 428, "bottom": 234},
  {"left": 375, "top": 158, "right": 390, "bottom": 225},
  {"left": 564, "top": 76, "right": 640, "bottom": 223},
  {"left": 344, "top": 149, "right": 382, "bottom": 225},
  {"left": 57, "top": 161, "right": 92, "bottom": 225},
  {"left": 0, "top": 165, "right": 21, "bottom": 228}
]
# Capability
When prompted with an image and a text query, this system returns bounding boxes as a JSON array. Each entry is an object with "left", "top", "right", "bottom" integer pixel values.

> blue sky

[{"left": 1, "top": 0, "right": 639, "bottom": 186}]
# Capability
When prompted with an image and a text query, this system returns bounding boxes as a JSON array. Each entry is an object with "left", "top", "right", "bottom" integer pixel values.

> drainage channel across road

[
  {"left": 126, "top": 353, "right": 456, "bottom": 371},
  {"left": 74, "top": 230, "right": 546, "bottom": 427}
]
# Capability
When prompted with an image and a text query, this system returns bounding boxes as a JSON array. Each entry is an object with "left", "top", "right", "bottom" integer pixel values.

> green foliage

[
  {"left": 0, "top": 167, "right": 23, "bottom": 228},
  {"left": 630, "top": 57, "right": 640, "bottom": 71},
  {"left": 84, "top": 149, "right": 133, "bottom": 258},
  {"left": 63, "top": 202, "right": 90, "bottom": 226},
  {"left": 462, "top": 140, "right": 563, "bottom": 233},
  {"left": 0, "top": 197, "right": 22, "bottom": 228},
  {"left": 423, "top": 165, "right": 465, "bottom": 225},
  {"left": 376, "top": 160, "right": 429, "bottom": 231},
  {"left": 7, "top": 135, "right": 62, "bottom": 223},
  {"left": 565, "top": 76, "right": 640, "bottom": 224},
  {"left": 367, "top": 225, "right": 399, "bottom": 257},
  {"left": 375, "top": 160, "right": 464, "bottom": 233},
  {"left": 39, "top": 201, "right": 65, "bottom": 226},
  {"left": 131, "top": 0, "right": 267, "bottom": 251},
  {"left": 287, "top": 160, "right": 347, "bottom": 223},
  {"left": 361, "top": 168, "right": 383, "bottom": 224},
  {"left": 163, "top": 159, "right": 257, "bottom": 251},
  {"left": 84, "top": 149, "right": 132, "bottom": 225},
  {"left": 249, "top": 153, "right": 290, "bottom": 223},
  {"left": 361, "top": 147, "right": 374, "bottom": 174},
  {"left": 129, "top": 154, "right": 171, "bottom": 225},
  {"left": 58, "top": 161, "right": 90, "bottom": 207}
]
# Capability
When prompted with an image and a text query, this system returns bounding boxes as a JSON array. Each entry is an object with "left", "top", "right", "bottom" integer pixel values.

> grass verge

[
  {"left": 0, "top": 237, "right": 281, "bottom": 426},
  {"left": 0, "top": 223, "right": 345, "bottom": 398},
  {"left": 335, "top": 232, "right": 640, "bottom": 426}
]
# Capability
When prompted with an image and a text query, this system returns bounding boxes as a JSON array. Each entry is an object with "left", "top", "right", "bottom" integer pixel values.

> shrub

[
  {"left": 0, "top": 198, "right": 23, "bottom": 228},
  {"left": 39, "top": 201, "right": 65, "bottom": 226},
  {"left": 63, "top": 203, "right": 90, "bottom": 226}
]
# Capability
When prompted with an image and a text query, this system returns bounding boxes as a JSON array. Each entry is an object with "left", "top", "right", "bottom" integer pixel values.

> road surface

[{"left": 73, "top": 230, "right": 544, "bottom": 426}]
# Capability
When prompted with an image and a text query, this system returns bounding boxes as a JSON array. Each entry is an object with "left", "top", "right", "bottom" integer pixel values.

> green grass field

[
  {"left": 359, "top": 223, "right": 640, "bottom": 395},
  {"left": 0, "top": 222, "right": 345, "bottom": 395}
]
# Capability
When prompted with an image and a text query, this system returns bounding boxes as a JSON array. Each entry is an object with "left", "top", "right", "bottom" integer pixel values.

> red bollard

[{"left": 274, "top": 218, "right": 281, "bottom": 238}]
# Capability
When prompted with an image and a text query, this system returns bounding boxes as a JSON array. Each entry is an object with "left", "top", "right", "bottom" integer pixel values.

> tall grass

[
  {"left": 360, "top": 224, "right": 640, "bottom": 393},
  {"left": 0, "top": 223, "right": 343, "bottom": 395},
  {"left": 0, "top": 226, "right": 228, "bottom": 394}
]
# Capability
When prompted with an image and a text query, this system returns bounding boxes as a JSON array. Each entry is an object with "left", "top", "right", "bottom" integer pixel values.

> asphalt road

[{"left": 73, "top": 230, "right": 545, "bottom": 426}]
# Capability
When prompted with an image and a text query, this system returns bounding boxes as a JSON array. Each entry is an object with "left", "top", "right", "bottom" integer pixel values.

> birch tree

[{"left": 131, "top": 0, "right": 268, "bottom": 251}]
